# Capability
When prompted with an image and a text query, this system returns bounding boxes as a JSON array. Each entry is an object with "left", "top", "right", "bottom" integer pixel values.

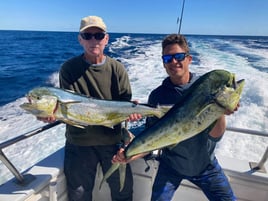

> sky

[{"left": 0, "top": 0, "right": 267, "bottom": 36}]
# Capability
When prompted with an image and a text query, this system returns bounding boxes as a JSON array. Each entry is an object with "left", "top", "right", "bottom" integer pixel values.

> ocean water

[{"left": 0, "top": 30, "right": 267, "bottom": 185}]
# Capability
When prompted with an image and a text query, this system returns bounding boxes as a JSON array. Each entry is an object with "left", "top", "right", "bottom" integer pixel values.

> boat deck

[{"left": 0, "top": 146, "right": 267, "bottom": 201}]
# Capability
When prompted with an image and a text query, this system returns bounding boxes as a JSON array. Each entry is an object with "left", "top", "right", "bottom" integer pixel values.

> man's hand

[
  {"left": 112, "top": 148, "right": 129, "bottom": 164},
  {"left": 209, "top": 102, "right": 240, "bottom": 138},
  {"left": 225, "top": 102, "right": 240, "bottom": 115},
  {"left": 127, "top": 100, "right": 142, "bottom": 121},
  {"left": 37, "top": 116, "right": 56, "bottom": 123},
  {"left": 127, "top": 113, "right": 142, "bottom": 121},
  {"left": 112, "top": 148, "right": 148, "bottom": 164}
]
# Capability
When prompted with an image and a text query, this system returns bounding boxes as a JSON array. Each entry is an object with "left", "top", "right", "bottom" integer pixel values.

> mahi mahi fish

[
  {"left": 100, "top": 69, "right": 245, "bottom": 191},
  {"left": 20, "top": 87, "right": 168, "bottom": 128}
]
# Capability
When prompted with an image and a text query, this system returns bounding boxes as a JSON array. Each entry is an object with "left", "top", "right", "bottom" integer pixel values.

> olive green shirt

[{"left": 59, "top": 54, "right": 132, "bottom": 146}]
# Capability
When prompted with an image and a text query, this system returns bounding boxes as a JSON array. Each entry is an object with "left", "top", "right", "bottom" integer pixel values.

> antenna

[{"left": 177, "top": 0, "right": 186, "bottom": 34}]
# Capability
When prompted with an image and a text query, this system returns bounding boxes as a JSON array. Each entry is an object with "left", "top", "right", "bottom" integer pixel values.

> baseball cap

[{"left": 79, "top": 16, "right": 107, "bottom": 32}]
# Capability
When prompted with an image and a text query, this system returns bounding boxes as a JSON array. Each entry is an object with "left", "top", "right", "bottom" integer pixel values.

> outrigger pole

[{"left": 177, "top": 0, "right": 186, "bottom": 34}]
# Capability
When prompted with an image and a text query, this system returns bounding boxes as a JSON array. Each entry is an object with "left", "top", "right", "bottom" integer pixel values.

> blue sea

[{"left": 0, "top": 30, "right": 268, "bottom": 185}]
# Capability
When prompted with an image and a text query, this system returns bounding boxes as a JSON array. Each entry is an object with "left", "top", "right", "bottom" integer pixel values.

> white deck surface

[{"left": 0, "top": 147, "right": 267, "bottom": 201}]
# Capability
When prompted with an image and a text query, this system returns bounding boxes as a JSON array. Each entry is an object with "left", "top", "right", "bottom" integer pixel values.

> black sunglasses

[
  {"left": 162, "top": 53, "right": 188, "bottom": 64},
  {"left": 80, "top": 32, "right": 106, "bottom": 40}
]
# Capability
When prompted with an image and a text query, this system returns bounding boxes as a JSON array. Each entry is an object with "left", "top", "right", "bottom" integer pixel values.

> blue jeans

[
  {"left": 151, "top": 158, "right": 236, "bottom": 201},
  {"left": 64, "top": 141, "right": 133, "bottom": 201}
]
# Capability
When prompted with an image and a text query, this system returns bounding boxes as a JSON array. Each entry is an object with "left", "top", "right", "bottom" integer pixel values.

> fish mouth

[
  {"left": 232, "top": 78, "right": 245, "bottom": 89},
  {"left": 227, "top": 74, "right": 245, "bottom": 90},
  {"left": 20, "top": 94, "right": 58, "bottom": 117},
  {"left": 20, "top": 95, "right": 35, "bottom": 108},
  {"left": 22, "top": 95, "right": 37, "bottom": 108},
  {"left": 26, "top": 95, "right": 33, "bottom": 104},
  {"left": 214, "top": 77, "right": 245, "bottom": 111}
]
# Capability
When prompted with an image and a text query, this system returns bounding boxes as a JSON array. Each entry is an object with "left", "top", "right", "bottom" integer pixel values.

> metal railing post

[{"left": 0, "top": 121, "right": 62, "bottom": 185}]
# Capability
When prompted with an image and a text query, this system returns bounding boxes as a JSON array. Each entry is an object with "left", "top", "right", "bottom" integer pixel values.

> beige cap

[{"left": 79, "top": 16, "right": 107, "bottom": 32}]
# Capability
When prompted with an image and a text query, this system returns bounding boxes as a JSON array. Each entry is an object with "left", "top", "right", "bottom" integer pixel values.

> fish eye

[{"left": 31, "top": 94, "right": 41, "bottom": 100}]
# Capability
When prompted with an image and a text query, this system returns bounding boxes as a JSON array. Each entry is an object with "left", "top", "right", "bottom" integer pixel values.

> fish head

[
  {"left": 20, "top": 87, "right": 58, "bottom": 117},
  {"left": 210, "top": 70, "right": 245, "bottom": 111}
]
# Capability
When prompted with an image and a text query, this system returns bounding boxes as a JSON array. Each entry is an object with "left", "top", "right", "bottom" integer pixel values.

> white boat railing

[
  {"left": 226, "top": 126, "right": 268, "bottom": 137},
  {"left": 0, "top": 122, "right": 267, "bottom": 185},
  {"left": 0, "top": 121, "right": 62, "bottom": 184},
  {"left": 226, "top": 126, "right": 268, "bottom": 173}
]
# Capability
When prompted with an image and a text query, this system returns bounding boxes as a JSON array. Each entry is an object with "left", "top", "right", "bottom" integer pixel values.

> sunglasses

[
  {"left": 80, "top": 32, "right": 106, "bottom": 40},
  {"left": 162, "top": 53, "right": 188, "bottom": 64}
]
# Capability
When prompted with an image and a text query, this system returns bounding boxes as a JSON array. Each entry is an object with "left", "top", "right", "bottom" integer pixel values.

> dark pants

[
  {"left": 151, "top": 158, "right": 236, "bottom": 201},
  {"left": 64, "top": 141, "right": 133, "bottom": 201}
]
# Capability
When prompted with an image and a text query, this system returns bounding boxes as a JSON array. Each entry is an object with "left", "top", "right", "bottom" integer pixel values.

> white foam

[
  {"left": 47, "top": 71, "right": 60, "bottom": 87},
  {"left": 109, "top": 35, "right": 131, "bottom": 52}
]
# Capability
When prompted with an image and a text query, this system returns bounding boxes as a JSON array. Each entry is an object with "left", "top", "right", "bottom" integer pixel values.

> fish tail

[
  {"left": 99, "top": 163, "right": 120, "bottom": 190},
  {"left": 119, "top": 164, "right": 126, "bottom": 192}
]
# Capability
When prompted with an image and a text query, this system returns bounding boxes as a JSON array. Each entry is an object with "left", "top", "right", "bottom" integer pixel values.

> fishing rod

[{"left": 177, "top": 0, "right": 186, "bottom": 34}]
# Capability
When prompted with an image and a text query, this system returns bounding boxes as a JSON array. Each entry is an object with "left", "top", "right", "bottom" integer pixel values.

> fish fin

[
  {"left": 165, "top": 141, "right": 183, "bottom": 150},
  {"left": 167, "top": 144, "right": 178, "bottom": 150},
  {"left": 99, "top": 163, "right": 120, "bottom": 190},
  {"left": 139, "top": 103, "right": 172, "bottom": 118},
  {"left": 103, "top": 124, "right": 115, "bottom": 129},
  {"left": 57, "top": 102, "right": 86, "bottom": 128},
  {"left": 71, "top": 124, "right": 85, "bottom": 129},
  {"left": 121, "top": 127, "right": 135, "bottom": 145},
  {"left": 58, "top": 99, "right": 82, "bottom": 104},
  {"left": 61, "top": 119, "right": 86, "bottom": 128},
  {"left": 195, "top": 103, "right": 213, "bottom": 117},
  {"left": 119, "top": 164, "right": 126, "bottom": 192}
]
